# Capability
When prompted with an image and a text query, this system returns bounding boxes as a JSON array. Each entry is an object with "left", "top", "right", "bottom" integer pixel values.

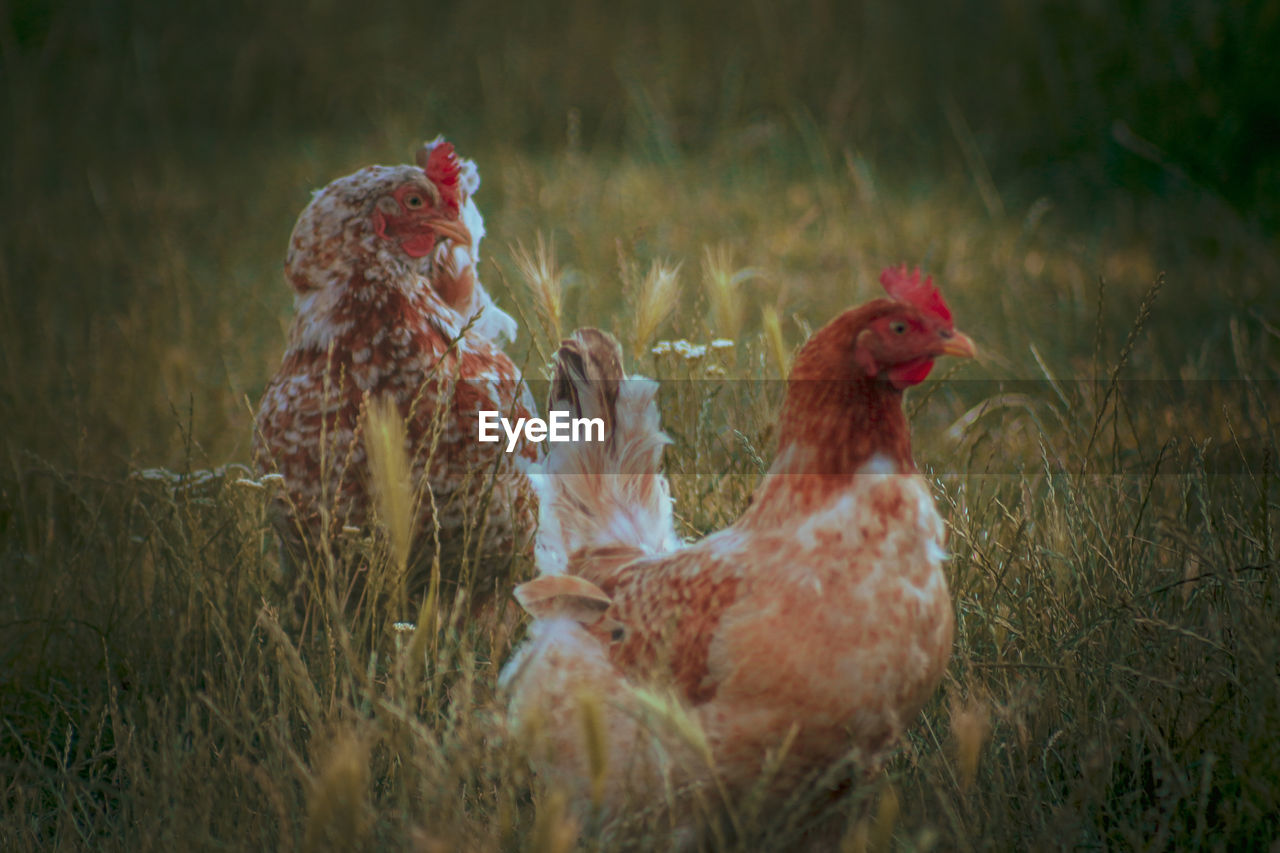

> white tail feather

[{"left": 531, "top": 329, "right": 680, "bottom": 575}]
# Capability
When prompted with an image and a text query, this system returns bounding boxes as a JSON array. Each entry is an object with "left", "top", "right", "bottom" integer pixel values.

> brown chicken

[
  {"left": 253, "top": 139, "right": 536, "bottom": 607},
  {"left": 502, "top": 266, "right": 975, "bottom": 838}
]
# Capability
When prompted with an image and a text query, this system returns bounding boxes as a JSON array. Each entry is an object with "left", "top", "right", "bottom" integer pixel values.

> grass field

[{"left": 2, "top": 1, "right": 1279, "bottom": 849}]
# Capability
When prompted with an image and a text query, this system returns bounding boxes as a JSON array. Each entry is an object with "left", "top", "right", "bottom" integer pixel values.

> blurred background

[
  {"left": 4, "top": 5, "right": 1280, "bottom": 847},
  {"left": 2, "top": 0, "right": 1278, "bottom": 471}
]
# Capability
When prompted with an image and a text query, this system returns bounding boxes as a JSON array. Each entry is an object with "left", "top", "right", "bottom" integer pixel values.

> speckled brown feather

[
  {"left": 601, "top": 556, "right": 741, "bottom": 705},
  {"left": 253, "top": 139, "right": 534, "bottom": 602}
]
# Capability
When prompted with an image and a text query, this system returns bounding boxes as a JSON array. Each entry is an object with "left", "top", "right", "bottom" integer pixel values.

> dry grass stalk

[
  {"left": 362, "top": 395, "right": 417, "bottom": 578},
  {"left": 701, "top": 245, "right": 762, "bottom": 341},
  {"left": 512, "top": 232, "right": 568, "bottom": 344},
  {"left": 302, "top": 729, "right": 373, "bottom": 853},
  {"left": 949, "top": 692, "right": 992, "bottom": 792},
  {"left": 576, "top": 689, "right": 610, "bottom": 807},
  {"left": 629, "top": 259, "right": 682, "bottom": 358},
  {"left": 530, "top": 789, "right": 579, "bottom": 853},
  {"left": 760, "top": 305, "right": 790, "bottom": 376}
]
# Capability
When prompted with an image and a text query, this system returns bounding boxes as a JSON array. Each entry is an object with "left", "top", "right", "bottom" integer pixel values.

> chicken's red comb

[
  {"left": 879, "top": 265, "right": 952, "bottom": 325},
  {"left": 421, "top": 141, "right": 462, "bottom": 214}
]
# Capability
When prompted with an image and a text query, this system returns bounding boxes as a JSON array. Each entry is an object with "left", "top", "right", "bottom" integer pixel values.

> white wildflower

[{"left": 672, "top": 340, "right": 707, "bottom": 360}]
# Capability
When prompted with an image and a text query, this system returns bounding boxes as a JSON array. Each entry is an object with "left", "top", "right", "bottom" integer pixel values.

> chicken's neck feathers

[
  {"left": 285, "top": 247, "right": 463, "bottom": 356},
  {"left": 787, "top": 376, "right": 913, "bottom": 471},
  {"left": 744, "top": 376, "right": 915, "bottom": 523}
]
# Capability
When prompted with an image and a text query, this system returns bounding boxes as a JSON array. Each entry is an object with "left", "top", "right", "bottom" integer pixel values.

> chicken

[
  {"left": 501, "top": 266, "right": 976, "bottom": 835},
  {"left": 253, "top": 138, "right": 536, "bottom": 607}
]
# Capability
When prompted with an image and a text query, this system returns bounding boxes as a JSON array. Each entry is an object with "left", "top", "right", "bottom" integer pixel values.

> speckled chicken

[
  {"left": 502, "top": 267, "right": 975, "bottom": 831},
  {"left": 253, "top": 139, "right": 536, "bottom": 604}
]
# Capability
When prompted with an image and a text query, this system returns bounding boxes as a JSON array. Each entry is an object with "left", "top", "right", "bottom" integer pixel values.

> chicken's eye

[
  {"left": 403, "top": 193, "right": 426, "bottom": 210},
  {"left": 889, "top": 321, "right": 908, "bottom": 335}
]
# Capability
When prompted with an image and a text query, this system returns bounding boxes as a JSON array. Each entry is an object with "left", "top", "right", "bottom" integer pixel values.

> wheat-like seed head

[
  {"left": 760, "top": 305, "right": 790, "bottom": 376},
  {"left": 630, "top": 260, "right": 681, "bottom": 358},
  {"left": 512, "top": 232, "right": 567, "bottom": 344},
  {"left": 630, "top": 685, "right": 713, "bottom": 769},
  {"left": 949, "top": 692, "right": 992, "bottom": 793},
  {"left": 841, "top": 781, "right": 900, "bottom": 853},
  {"left": 303, "top": 729, "right": 373, "bottom": 852},
  {"left": 363, "top": 395, "right": 416, "bottom": 576},
  {"left": 872, "top": 783, "right": 901, "bottom": 850},
  {"left": 575, "top": 688, "right": 610, "bottom": 808},
  {"left": 530, "top": 788, "right": 579, "bottom": 853},
  {"left": 701, "top": 245, "right": 762, "bottom": 341}
]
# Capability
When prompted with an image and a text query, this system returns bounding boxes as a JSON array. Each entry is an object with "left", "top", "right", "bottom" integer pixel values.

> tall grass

[
  {"left": 3, "top": 0, "right": 1279, "bottom": 848},
  {"left": 4, "top": 246, "right": 1276, "bottom": 848}
]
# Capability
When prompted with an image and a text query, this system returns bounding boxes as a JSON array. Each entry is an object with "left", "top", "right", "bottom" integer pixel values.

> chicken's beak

[
  {"left": 428, "top": 216, "right": 471, "bottom": 247},
  {"left": 938, "top": 330, "right": 977, "bottom": 360}
]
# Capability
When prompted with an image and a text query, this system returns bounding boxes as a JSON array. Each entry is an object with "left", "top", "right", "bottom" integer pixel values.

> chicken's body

[
  {"left": 503, "top": 268, "right": 975, "bottom": 832},
  {"left": 600, "top": 465, "right": 951, "bottom": 787},
  {"left": 254, "top": 139, "right": 535, "bottom": 602}
]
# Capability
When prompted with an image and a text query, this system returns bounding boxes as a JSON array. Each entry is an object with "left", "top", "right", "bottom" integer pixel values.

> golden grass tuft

[
  {"left": 630, "top": 685, "right": 714, "bottom": 770},
  {"left": 363, "top": 395, "right": 417, "bottom": 578},
  {"left": 701, "top": 244, "right": 762, "bottom": 341},
  {"left": 948, "top": 691, "right": 992, "bottom": 793},
  {"left": 512, "top": 232, "right": 569, "bottom": 345},
  {"left": 760, "top": 304, "right": 791, "bottom": 376},
  {"left": 575, "top": 688, "right": 610, "bottom": 808},
  {"left": 302, "top": 729, "right": 373, "bottom": 853},
  {"left": 625, "top": 258, "right": 682, "bottom": 358},
  {"left": 530, "top": 789, "right": 579, "bottom": 853},
  {"left": 842, "top": 783, "right": 900, "bottom": 853}
]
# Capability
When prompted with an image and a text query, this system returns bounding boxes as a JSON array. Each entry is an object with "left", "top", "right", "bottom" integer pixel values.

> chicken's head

[
  {"left": 364, "top": 139, "right": 475, "bottom": 263},
  {"left": 282, "top": 138, "right": 519, "bottom": 347},
  {"left": 794, "top": 266, "right": 975, "bottom": 389},
  {"left": 285, "top": 152, "right": 470, "bottom": 292},
  {"left": 857, "top": 266, "right": 975, "bottom": 388}
]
